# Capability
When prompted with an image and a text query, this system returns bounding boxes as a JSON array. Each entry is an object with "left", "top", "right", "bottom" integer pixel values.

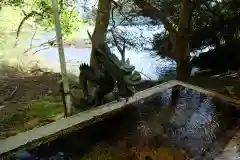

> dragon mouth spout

[{"left": 124, "top": 71, "right": 142, "bottom": 85}]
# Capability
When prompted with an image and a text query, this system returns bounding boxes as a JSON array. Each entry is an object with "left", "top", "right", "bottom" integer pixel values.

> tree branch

[
  {"left": 132, "top": 0, "right": 177, "bottom": 34},
  {"left": 111, "top": 31, "right": 126, "bottom": 62},
  {"left": 22, "top": 10, "right": 27, "bottom": 16},
  {"left": 24, "top": 37, "right": 56, "bottom": 54},
  {"left": 23, "top": 25, "right": 38, "bottom": 54},
  {"left": 14, "top": 11, "right": 42, "bottom": 47},
  {"left": 16, "top": 11, "right": 42, "bottom": 39},
  {"left": 32, "top": 46, "right": 51, "bottom": 54},
  {"left": 179, "top": 0, "right": 195, "bottom": 36},
  {"left": 140, "top": 69, "right": 152, "bottom": 80}
]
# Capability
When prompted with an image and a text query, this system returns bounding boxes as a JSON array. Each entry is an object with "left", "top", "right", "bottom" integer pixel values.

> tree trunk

[
  {"left": 174, "top": 0, "right": 194, "bottom": 81},
  {"left": 176, "top": 59, "right": 192, "bottom": 80},
  {"left": 171, "top": 34, "right": 192, "bottom": 100},
  {"left": 132, "top": 0, "right": 194, "bottom": 101},
  {"left": 171, "top": 0, "right": 194, "bottom": 100},
  {"left": 174, "top": 39, "right": 192, "bottom": 81},
  {"left": 170, "top": 43, "right": 192, "bottom": 101},
  {"left": 90, "top": 0, "right": 112, "bottom": 70},
  {"left": 168, "top": 33, "right": 192, "bottom": 81}
]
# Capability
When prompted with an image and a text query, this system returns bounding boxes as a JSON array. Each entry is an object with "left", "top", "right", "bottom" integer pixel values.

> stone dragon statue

[{"left": 78, "top": 31, "right": 141, "bottom": 107}]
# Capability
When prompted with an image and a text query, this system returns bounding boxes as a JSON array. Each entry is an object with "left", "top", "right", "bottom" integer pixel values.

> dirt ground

[
  {"left": 0, "top": 72, "right": 62, "bottom": 104},
  {"left": 0, "top": 72, "right": 65, "bottom": 139}
]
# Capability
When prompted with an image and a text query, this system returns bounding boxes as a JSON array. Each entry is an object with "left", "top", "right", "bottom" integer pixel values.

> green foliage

[
  {"left": 0, "top": 0, "right": 24, "bottom": 10},
  {"left": 151, "top": 0, "right": 240, "bottom": 55},
  {"left": 31, "top": 0, "right": 82, "bottom": 35},
  {"left": 42, "top": 8, "right": 82, "bottom": 35},
  {"left": 1, "top": 0, "right": 90, "bottom": 37}
]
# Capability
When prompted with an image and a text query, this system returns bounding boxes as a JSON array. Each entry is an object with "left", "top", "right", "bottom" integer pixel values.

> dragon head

[
  {"left": 120, "top": 58, "right": 141, "bottom": 85},
  {"left": 123, "top": 70, "right": 141, "bottom": 85}
]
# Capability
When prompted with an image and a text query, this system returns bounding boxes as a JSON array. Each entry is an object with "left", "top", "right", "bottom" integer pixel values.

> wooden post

[{"left": 51, "top": 0, "right": 73, "bottom": 116}]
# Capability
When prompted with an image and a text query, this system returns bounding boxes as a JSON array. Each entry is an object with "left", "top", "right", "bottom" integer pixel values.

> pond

[
  {"left": 32, "top": 25, "right": 176, "bottom": 80},
  {"left": 14, "top": 87, "right": 240, "bottom": 160}
]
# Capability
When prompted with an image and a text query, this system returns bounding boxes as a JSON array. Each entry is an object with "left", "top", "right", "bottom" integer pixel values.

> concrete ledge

[{"left": 0, "top": 80, "right": 239, "bottom": 158}]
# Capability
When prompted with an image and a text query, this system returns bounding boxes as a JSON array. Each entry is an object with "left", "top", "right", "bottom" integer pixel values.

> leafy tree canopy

[
  {"left": 151, "top": 0, "right": 240, "bottom": 56},
  {"left": 0, "top": 0, "right": 24, "bottom": 10},
  {"left": 1, "top": 0, "right": 91, "bottom": 37}
]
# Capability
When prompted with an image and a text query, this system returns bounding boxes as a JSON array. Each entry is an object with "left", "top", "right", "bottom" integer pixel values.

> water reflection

[{"left": 22, "top": 88, "right": 239, "bottom": 160}]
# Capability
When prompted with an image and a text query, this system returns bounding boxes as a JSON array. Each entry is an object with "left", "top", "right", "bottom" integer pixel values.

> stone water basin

[{"left": 15, "top": 87, "right": 240, "bottom": 160}]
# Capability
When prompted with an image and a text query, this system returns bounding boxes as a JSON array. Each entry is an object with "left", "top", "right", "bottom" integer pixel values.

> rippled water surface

[{"left": 28, "top": 87, "right": 240, "bottom": 160}]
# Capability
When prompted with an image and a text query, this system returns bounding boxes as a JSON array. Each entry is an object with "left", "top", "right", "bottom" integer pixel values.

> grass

[
  {"left": 28, "top": 96, "right": 64, "bottom": 119},
  {"left": 0, "top": 96, "right": 64, "bottom": 139}
]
